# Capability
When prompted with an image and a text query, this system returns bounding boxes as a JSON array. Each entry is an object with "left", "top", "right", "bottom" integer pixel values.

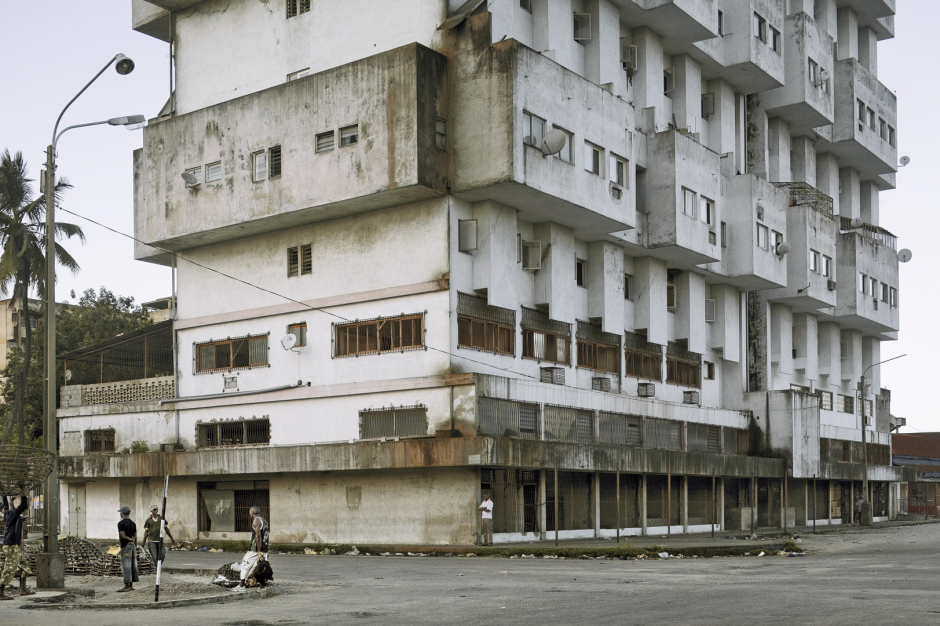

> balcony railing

[
  {"left": 61, "top": 376, "right": 175, "bottom": 407},
  {"left": 774, "top": 182, "right": 834, "bottom": 218},
  {"left": 840, "top": 217, "right": 898, "bottom": 251}
]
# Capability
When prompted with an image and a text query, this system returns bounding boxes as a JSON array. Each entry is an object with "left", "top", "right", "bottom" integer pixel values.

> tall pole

[
  {"left": 554, "top": 465, "right": 559, "bottom": 547},
  {"left": 155, "top": 475, "right": 169, "bottom": 602},
  {"left": 44, "top": 146, "right": 58, "bottom": 558}
]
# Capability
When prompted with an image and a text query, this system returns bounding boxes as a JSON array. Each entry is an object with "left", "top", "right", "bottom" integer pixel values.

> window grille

[
  {"left": 521, "top": 307, "right": 570, "bottom": 365},
  {"left": 84, "top": 429, "right": 115, "bottom": 454},
  {"left": 457, "top": 292, "right": 515, "bottom": 356},
  {"left": 359, "top": 405, "right": 428, "bottom": 439},
  {"left": 576, "top": 321, "right": 620, "bottom": 374},
  {"left": 197, "top": 418, "right": 270, "bottom": 448},
  {"left": 687, "top": 423, "right": 720, "bottom": 453},
  {"left": 820, "top": 437, "right": 829, "bottom": 462},
  {"left": 624, "top": 332, "right": 662, "bottom": 381},
  {"left": 195, "top": 333, "right": 269, "bottom": 373},
  {"left": 646, "top": 418, "right": 681, "bottom": 450},
  {"left": 269, "top": 145, "right": 282, "bottom": 177},
  {"left": 206, "top": 162, "right": 222, "bottom": 182},
  {"left": 286, "top": 0, "right": 310, "bottom": 18},
  {"left": 316, "top": 131, "right": 335, "bottom": 153},
  {"left": 198, "top": 482, "right": 270, "bottom": 533},
  {"left": 334, "top": 313, "right": 424, "bottom": 357},
  {"left": 300, "top": 243, "right": 312, "bottom": 275},
  {"left": 478, "top": 398, "right": 538, "bottom": 439},
  {"left": 666, "top": 342, "right": 701, "bottom": 388},
  {"left": 598, "top": 412, "right": 641, "bottom": 446},
  {"left": 544, "top": 405, "right": 594, "bottom": 443},
  {"left": 837, "top": 394, "right": 854, "bottom": 414},
  {"left": 817, "top": 390, "right": 833, "bottom": 411},
  {"left": 287, "top": 247, "right": 299, "bottom": 277},
  {"left": 185, "top": 166, "right": 203, "bottom": 186}
]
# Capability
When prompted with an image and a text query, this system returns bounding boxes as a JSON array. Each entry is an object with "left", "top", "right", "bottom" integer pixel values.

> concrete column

[
  {"left": 827, "top": 480, "right": 832, "bottom": 525},
  {"left": 815, "top": 0, "right": 838, "bottom": 42},
  {"left": 675, "top": 270, "right": 706, "bottom": 354},
  {"left": 682, "top": 476, "right": 689, "bottom": 533},
  {"left": 706, "top": 79, "right": 737, "bottom": 160},
  {"left": 472, "top": 201, "right": 518, "bottom": 310},
  {"left": 633, "top": 27, "right": 665, "bottom": 114},
  {"left": 816, "top": 152, "right": 840, "bottom": 215},
  {"left": 582, "top": 0, "right": 620, "bottom": 89},
  {"left": 641, "top": 474, "right": 648, "bottom": 536},
  {"left": 790, "top": 136, "right": 816, "bottom": 186},
  {"left": 836, "top": 7, "right": 858, "bottom": 62},
  {"left": 860, "top": 181, "right": 879, "bottom": 225},
  {"left": 858, "top": 27, "right": 878, "bottom": 77},
  {"left": 719, "top": 477, "right": 725, "bottom": 530},
  {"left": 770, "top": 304, "right": 794, "bottom": 375},
  {"left": 633, "top": 257, "right": 667, "bottom": 346},
  {"left": 587, "top": 241, "right": 625, "bottom": 335},
  {"left": 539, "top": 470, "right": 547, "bottom": 540},
  {"left": 767, "top": 118, "right": 792, "bottom": 183},
  {"left": 793, "top": 313, "right": 819, "bottom": 381},
  {"left": 534, "top": 222, "right": 576, "bottom": 323},
  {"left": 839, "top": 167, "right": 860, "bottom": 219},
  {"left": 672, "top": 55, "right": 702, "bottom": 134}
]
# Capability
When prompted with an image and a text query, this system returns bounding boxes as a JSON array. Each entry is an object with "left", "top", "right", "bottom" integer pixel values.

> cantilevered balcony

[{"left": 831, "top": 221, "right": 900, "bottom": 337}]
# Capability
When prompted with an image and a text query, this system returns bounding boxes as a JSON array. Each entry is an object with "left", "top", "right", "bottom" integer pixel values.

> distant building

[
  {"left": 55, "top": 0, "right": 912, "bottom": 545},
  {"left": 892, "top": 433, "right": 940, "bottom": 519}
]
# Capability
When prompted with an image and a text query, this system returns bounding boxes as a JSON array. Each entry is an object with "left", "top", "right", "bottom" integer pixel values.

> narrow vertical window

[
  {"left": 624, "top": 274, "right": 631, "bottom": 301},
  {"left": 252, "top": 151, "right": 267, "bottom": 182},
  {"left": 682, "top": 188, "right": 696, "bottom": 217},
  {"left": 717, "top": 10, "right": 723, "bottom": 36},
  {"left": 575, "top": 259, "right": 586, "bottom": 287},
  {"left": 584, "top": 143, "right": 601, "bottom": 176},
  {"left": 269, "top": 145, "right": 282, "bottom": 178},
  {"left": 287, "top": 247, "right": 299, "bottom": 278},
  {"left": 523, "top": 112, "right": 544, "bottom": 147},
  {"left": 435, "top": 119, "right": 446, "bottom": 150},
  {"left": 556, "top": 128, "right": 573, "bottom": 163},
  {"left": 301, "top": 243, "right": 312, "bottom": 275}
]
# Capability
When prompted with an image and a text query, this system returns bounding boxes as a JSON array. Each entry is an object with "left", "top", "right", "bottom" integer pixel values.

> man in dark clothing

[
  {"left": 117, "top": 505, "right": 139, "bottom": 592},
  {"left": 0, "top": 489, "right": 34, "bottom": 600}
]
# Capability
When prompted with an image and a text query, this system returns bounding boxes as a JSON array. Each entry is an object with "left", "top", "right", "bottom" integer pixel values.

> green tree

[{"left": 0, "top": 150, "right": 84, "bottom": 446}]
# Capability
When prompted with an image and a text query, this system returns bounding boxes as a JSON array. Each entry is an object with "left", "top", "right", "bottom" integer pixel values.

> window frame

[
  {"left": 822, "top": 255, "right": 832, "bottom": 278},
  {"left": 334, "top": 313, "right": 425, "bottom": 358},
  {"left": 288, "top": 322, "right": 307, "bottom": 347},
  {"left": 700, "top": 196, "right": 714, "bottom": 226},
  {"left": 522, "top": 111, "right": 544, "bottom": 148},
  {"left": 286, "top": 0, "right": 311, "bottom": 18},
  {"left": 197, "top": 418, "right": 271, "bottom": 447},
  {"left": 610, "top": 153, "right": 627, "bottom": 187},
  {"left": 316, "top": 130, "right": 335, "bottom": 153},
  {"left": 810, "top": 249, "right": 820, "bottom": 273},
  {"left": 206, "top": 161, "right": 222, "bottom": 182},
  {"left": 754, "top": 13, "right": 767, "bottom": 42},
  {"left": 194, "top": 333, "right": 269, "bottom": 374},
  {"left": 623, "top": 273, "right": 631, "bottom": 301},
  {"left": 583, "top": 142, "right": 602, "bottom": 176},
  {"left": 340, "top": 124, "right": 359, "bottom": 148},
  {"left": 771, "top": 26, "right": 780, "bottom": 52},
  {"left": 555, "top": 127, "right": 574, "bottom": 163},
  {"left": 575, "top": 258, "right": 586, "bottom": 287},
  {"left": 624, "top": 348, "right": 662, "bottom": 382},
  {"left": 252, "top": 150, "right": 267, "bottom": 182},
  {"left": 184, "top": 166, "right": 203, "bottom": 186},
  {"left": 757, "top": 223, "right": 769, "bottom": 250},
  {"left": 682, "top": 187, "right": 696, "bottom": 218},
  {"left": 84, "top": 428, "right": 116, "bottom": 454}
]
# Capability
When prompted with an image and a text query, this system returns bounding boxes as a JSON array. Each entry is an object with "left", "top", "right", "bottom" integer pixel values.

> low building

[{"left": 892, "top": 433, "right": 940, "bottom": 519}]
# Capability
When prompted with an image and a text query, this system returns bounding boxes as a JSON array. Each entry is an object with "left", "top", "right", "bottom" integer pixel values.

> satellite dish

[
  {"left": 849, "top": 217, "right": 864, "bottom": 229},
  {"left": 541, "top": 129, "right": 567, "bottom": 157},
  {"left": 899, "top": 156, "right": 910, "bottom": 167},
  {"left": 819, "top": 68, "right": 830, "bottom": 81},
  {"left": 181, "top": 171, "right": 199, "bottom": 185},
  {"left": 65, "top": 369, "right": 72, "bottom": 382},
  {"left": 280, "top": 333, "right": 298, "bottom": 351},
  {"left": 775, "top": 242, "right": 791, "bottom": 256},
  {"left": 898, "top": 248, "right": 913, "bottom": 263}
]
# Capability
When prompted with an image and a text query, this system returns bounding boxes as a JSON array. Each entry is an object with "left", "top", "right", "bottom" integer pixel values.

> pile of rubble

[
  {"left": 91, "top": 546, "right": 155, "bottom": 577},
  {"left": 58, "top": 536, "right": 102, "bottom": 574}
]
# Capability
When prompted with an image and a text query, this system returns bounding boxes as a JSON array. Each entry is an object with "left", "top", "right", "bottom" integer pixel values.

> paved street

[{"left": 4, "top": 523, "right": 940, "bottom": 625}]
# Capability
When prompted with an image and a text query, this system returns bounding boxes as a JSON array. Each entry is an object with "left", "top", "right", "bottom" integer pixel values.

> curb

[{"left": 20, "top": 585, "right": 280, "bottom": 611}]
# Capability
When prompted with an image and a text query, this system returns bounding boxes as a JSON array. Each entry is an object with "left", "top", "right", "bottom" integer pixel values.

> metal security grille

[
  {"left": 598, "top": 412, "right": 641, "bottom": 446},
  {"left": 646, "top": 418, "right": 681, "bottom": 450},
  {"left": 359, "top": 405, "right": 428, "bottom": 439},
  {"left": 576, "top": 320, "right": 621, "bottom": 346},
  {"left": 576, "top": 324, "right": 620, "bottom": 374},
  {"left": 623, "top": 332, "right": 662, "bottom": 381},
  {"left": 478, "top": 398, "right": 538, "bottom": 439},
  {"left": 820, "top": 438, "right": 829, "bottom": 462},
  {"left": 84, "top": 429, "right": 115, "bottom": 453},
  {"left": 481, "top": 469, "right": 540, "bottom": 534},
  {"left": 599, "top": 473, "right": 641, "bottom": 529},
  {"left": 544, "top": 405, "right": 594, "bottom": 443},
  {"left": 197, "top": 419, "right": 271, "bottom": 448},
  {"left": 723, "top": 428, "right": 746, "bottom": 455},
  {"left": 546, "top": 471, "right": 594, "bottom": 532},
  {"left": 61, "top": 321, "right": 174, "bottom": 386},
  {"left": 458, "top": 293, "right": 515, "bottom": 355},
  {"left": 300, "top": 244, "right": 312, "bottom": 275},
  {"left": 646, "top": 474, "right": 681, "bottom": 527},
  {"left": 521, "top": 308, "right": 570, "bottom": 365},
  {"left": 818, "top": 390, "right": 833, "bottom": 411},
  {"left": 837, "top": 394, "right": 854, "bottom": 413},
  {"left": 458, "top": 292, "right": 515, "bottom": 326},
  {"left": 234, "top": 488, "right": 270, "bottom": 532},
  {"left": 334, "top": 313, "right": 424, "bottom": 357},
  {"left": 666, "top": 342, "right": 701, "bottom": 387},
  {"left": 773, "top": 181, "right": 834, "bottom": 217},
  {"left": 687, "top": 424, "right": 720, "bottom": 453},
  {"left": 269, "top": 145, "right": 282, "bottom": 177},
  {"left": 195, "top": 333, "right": 269, "bottom": 373}
]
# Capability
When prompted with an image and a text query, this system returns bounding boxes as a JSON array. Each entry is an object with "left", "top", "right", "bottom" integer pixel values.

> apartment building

[{"left": 55, "top": 0, "right": 911, "bottom": 545}]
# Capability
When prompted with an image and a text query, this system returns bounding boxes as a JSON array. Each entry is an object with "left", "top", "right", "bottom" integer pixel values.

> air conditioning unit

[
  {"left": 705, "top": 299, "right": 716, "bottom": 323},
  {"left": 638, "top": 382, "right": 656, "bottom": 398},
  {"left": 683, "top": 391, "right": 700, "bottom": 405},
  {"left": 540, "top": 367, "right": 565, "bottom": 385},
  {"left": 521, "top": 240, "right": 542, "bottom": 272},
  {"left": 620, "top": 42, "right": 637, "bottom": 74},
  {"left": 827, "top": 279, "right": 837, "bottom": 291},
  {"left": 610, "top": 184, "right": 622, "bottom": 200},
  {"left": 592, "top": 377, "right": 611, "bottom": 392}
]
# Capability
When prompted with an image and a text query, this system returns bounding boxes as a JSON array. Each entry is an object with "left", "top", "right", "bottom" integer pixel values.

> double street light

[{"left": 40, "top": 53, "right": 143, "bottom": 587}]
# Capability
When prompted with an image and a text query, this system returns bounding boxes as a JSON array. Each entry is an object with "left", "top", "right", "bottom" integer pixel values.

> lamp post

[
  {"left": 40, "top": 53, "right": 141, "bottom": 588},
  {"left": 856, "top": 353, "right": 906, "bottom": 527}
]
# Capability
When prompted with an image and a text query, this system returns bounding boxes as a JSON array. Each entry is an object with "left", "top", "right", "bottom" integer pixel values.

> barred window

[
  {"left": 666, "top": 342, "right": 701, "bottom": 388},
  {"left": 287, "top": 244, "right": 312, "bottom": 277},
  {"left": 646, "top": 418, "right": 682, "bottom": 450},
  {"left": 195, "top": 333, "right": 268, "bottom": 373},
  {"left": 197, "top": 418, "right": 270, "bottom": 448},
  {"left": 598, "top": 412, "right": 641, "bottom": 446},
  {"left": 576, "top": 321, "right": 620, "bottom": 374},
  {"left": 360, "top": 405, "right": 428, "bottom": 439},
  {"left": 286, "top": 0, "right": 311, "bottom": 18},
  {"left": 521, "top": 307, "right": 570, "bottom": 365},
  {"left": 544, "top": 405, "right": 594, "bottom": 443},
  {"left": 457, "top": 292, "right": 515, "bottom": 356},
  {"left": 837, "top": 394, "right": 854, "bottom": 414},
  {"left": 335, "top": 313, "right": 424, "bottom": 357},
  {"left": 624, "top": 332, "right": 662, "bottom": 381},
  {"left": 817, "top": 390, "right": 833, "bottom": 411},
  {"left": 84, "top": 429, "right": 115, "bottom": 454},
  {"left": 478, "top": 398, "right": 538, "bottom": 439}
]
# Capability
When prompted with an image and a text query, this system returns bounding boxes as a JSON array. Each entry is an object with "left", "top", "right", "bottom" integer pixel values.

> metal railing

[
  {"left": 774, "top": 182, "right": 834, "bottom": 218},
  {"left": 840, "top": 216, "right": 898, "bottom": 251}
]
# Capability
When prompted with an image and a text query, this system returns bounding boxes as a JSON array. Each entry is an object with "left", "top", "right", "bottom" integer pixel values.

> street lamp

[
  {"left": 856, "top": 353, "right": 906, "bottom": 527},
  {"left": 40, "top": 53, "right": 141, "bottom": 588}
]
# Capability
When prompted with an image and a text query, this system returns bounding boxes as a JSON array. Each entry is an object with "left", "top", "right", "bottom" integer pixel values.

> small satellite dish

[
  {"left": 541, "top": 129, "right": 567, "bottom": 157},
  {"left": 65, "top": 369, "right": 72, "bottom": 382},
  {"left": 898, "top": 248, "right": 913, "bottom": 263},
  {"left": 181, "top": 171, "right": 199, "bottom": 185},
  {"left": 849, "top": 217, "right": 864, "bottom": 229},
  {"left": 819, "top": 68, "right": 830, "bottom": 81},
  {"left": 899, "top": 156, "right": 910, "bottom": 167},
  {"left": 280, "top": 333, "right": 297, "bottom": 351},
  {"left": 775, "top": 242, "right": 791, "bottom": 257}
]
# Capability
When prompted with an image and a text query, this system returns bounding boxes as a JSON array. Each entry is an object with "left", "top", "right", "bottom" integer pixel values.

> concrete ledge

[{"left": 20, "top": 585, "right": 280, "bottom": 611}]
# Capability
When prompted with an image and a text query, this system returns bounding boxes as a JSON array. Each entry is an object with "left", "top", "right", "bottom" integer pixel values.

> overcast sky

[{"left": 0, "top": 2, "right": 936, "bottom": 432}]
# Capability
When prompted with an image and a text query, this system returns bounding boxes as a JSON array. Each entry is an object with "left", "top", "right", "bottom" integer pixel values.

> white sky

[{"left": 0, "top": 2, "right": 936, "bottom": 432}]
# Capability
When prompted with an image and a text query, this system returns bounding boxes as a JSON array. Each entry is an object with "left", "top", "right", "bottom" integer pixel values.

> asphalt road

[{"left": 4, "top": 523, "right": 940, "bottom": 625}]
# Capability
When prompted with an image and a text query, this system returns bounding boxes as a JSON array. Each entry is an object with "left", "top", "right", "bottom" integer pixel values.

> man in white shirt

[{"left": 478, "top": 493, "right": 494, "bottom": 546}]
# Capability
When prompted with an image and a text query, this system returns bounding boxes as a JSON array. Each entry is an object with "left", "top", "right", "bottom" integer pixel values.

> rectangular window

[
  {"left": 721, "top": 221, "right": 727, "bottom": 247},
  {"left": 195, "top": 334, "right": 269, "bottom": 373},
  {"left": 575, "top": 258, "right": 586, "bottom": 287},
  {"left": 206, "top": 161, "right": 222, "bottom": 182},
  {"left": 890, "top": 287, "right": 897, "bottom": 307},
  {"left": 360, "top": 405, "right": 429, "bottom": 439},
  {"left": 286, "top": 0, "right": 310, "bottom": 18},
  {"left": 808, "top": 59, "right": 818, "bottom": 84},
  {"left": 84, "top": 429, "right": 115, "bottom": 454},
  {"left": 556, "top": 128, "right": 573, "bottom": 163},
  {"left": 624, "top": 333, "right": 662, "bottom": 382},
  {"left": 287, "top": 245, "right": 312, "bottom": 277},
  {"left": 810, "top": 249, "right": 820, "bottom": 273},
  {"left": 522, "top": 111, "right": 544, "bottom": 147},
  {"left": 520, "top": 0, "right": 532, "bottom": 13},
  {"left": 335, "top": 313, "right": 424, "bottom": 357},
  {"left": 771, "top": 26, "right": 780, "bottom": 52},
  {"left": 300, "top": 243, "right": 312, "bottom": 275},
  {"left": 198, "top": 481, "right": 270, "bottom": 533},
  {"left": 666, "top": 345, "right": 701, "bottom": 388},
  {"left": 757, "top": 224, "right": 769, "bottom": 250},
  {"left": 879, "top": 118, "right": 887, "bottom": 141},
  {"left": 521, "top": 307, "right": 570, "bottom": 365},
  {"left": 718, "top": 10, "right": 723, "bottom": 36},
  {"left": 837, "top": 394, "right": 854, "bottom": 414},
  {"left": 623, "top": 273, "right": 631, "bottom": 301},
  {"left": 859, "top": 272, "right": 867, "bottom": 294},
  {"left": 774, "top": 231, "right": 783, "bottom": 252},
  {"left": 252, "top": 151, "right": 267, "bottom": 182},
  {"left": 700, "top": 197, "right": 714, "bottom": 226},
  {"left": 682, "top": 188, "right": 696, "bottom": 217},
  {"left": 287, "top": 246, "right": 299, "bottom": 277},
  {"left": 198, "top": 419, "right": 270, "bottom": 447},
  {"left": 435, "top": 119, "right": 446, "bottom": 150},
  {"left": 818, "top": 390, "right": 833, "bottom": 411},
  {"left": 340, "top": 125, "right": 359, "bottom": 147},
  {"left": 857, "top": 99, "right": 866, "bottom": 121},
  {"left": 457, "top": 292, "right": 515, "bottom": 356},
  {"left": 288, "top": 322, "right": 307, "bottom": 347},
  {"left": 704, "top": 361, "right": 715, "bottom": 380},
  {"left": 610, "top": 154, "right": 627, "bottom": 187},
  {"left": 754, "top": 13, "right": 767, "bottom": 42},
  {"left": 867, "top": 108, "right": 876, "bottom": 131},
  {"left": 584, "top": 142, "right": 601, "bottom": 176},
  {"left": 287, "top": 68, "right": 309, "bottom": 81},
  {"left": 823, "top": 255, "right": 832, "bottom": 278},
  {"left": 666, "top": 274, "right": 676, "bottom": 310},
  {"left": 881, "top": 283, "right": 889, "bottom": 303},
  {"left": 269, "top": 145, "right": 282, "bottom": 178},
  {"left": 573, "top": 13, "right": 591, "bottom": 42},
  {"left": 577, "top": 321, "right": 620, "bottom": 375},
  {"left": 184, "top": 166, "right": 203, "bottom": 186},
  {"left": 888, "top": 126, "right": 896, "bottom": 147},
  {"left": 869, "top": 276, "right": 877, "bottom": 296},
  {"left": 316, "top": 131, "right": 335, "bottom": 153}
]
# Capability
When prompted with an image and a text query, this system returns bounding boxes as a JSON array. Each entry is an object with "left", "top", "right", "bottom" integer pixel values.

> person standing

[
  {"left": 478, "top": 493, "right": 494, "bottom": 546},
  {"left": 117, "top": 505, "right": 139, "bottom": 592},
  {"left": 0, "top": 489, "right": 34, "bottom": 600},
  {"left": 238, "top": 506, "right": 270, "bottom": 587},
  {"left": 141, "top": 504, "right": 175, "bottom": 565}
]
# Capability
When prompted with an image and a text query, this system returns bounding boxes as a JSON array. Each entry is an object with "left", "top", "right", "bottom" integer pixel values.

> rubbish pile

[
  {"left": 212, "top": 562, "right": 241, "bottom": 588},
  {"left": 91, "top": 545, "right": 155, "bottom": 576},
  {"left": 58, "top": 536, "right": 102, "bottom": 574}
]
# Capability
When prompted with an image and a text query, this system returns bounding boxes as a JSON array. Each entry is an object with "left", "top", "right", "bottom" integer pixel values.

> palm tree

[{"left": 0, "top": 149, "right": 84, "bottom": 446}]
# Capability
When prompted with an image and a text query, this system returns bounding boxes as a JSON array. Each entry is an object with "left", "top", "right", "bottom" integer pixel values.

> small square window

[
  {"left": 556, "top": 128, "right": 573, "bottom": 163},
  {"left": 610, "top": 154, "right": 627, "bottom": 187},
  {"left": 340, "top": 125, "right": 359, "bottom": 147},
  {"left": 823, "top": 255, "right": 832, "bottom": 278},
  {"left": 757, "top": 224, "right": 768, "bottom": 250},
  {"left": 624, "top": 273, "right": 631, "bottom": 301},
  {"left": 708, "top": 231, "right": 716, "bottom": 245},
  {"left": 289, "top": 322, "right": 307, "bottom": 347},
  {"left": 316, "top": 131, "right": 335, "bottom": 153},
  {"left": 810, "top": 250, "right": 819, "bottom": 273},
  {"left": 287, "top": 68, "right": 309, "bottom": 81},
  {"left": 252, "top": 151, "right": 267, "bottom": 182},
  {"left": 576, "top": 258, "right": 586, "bottom": 287},
  {"left": 435, "top": 119, "right": 446, "bottom": 150},
  {"left": 523, "top": 112, "right": 543, "bottom": 147},
  {"left": 682, "top": 188, "right": 696, "bottom": 217},
  {"left": 206, "top": 161, "right": 222, "bottom": 182},
  {"left": 584, "top": 142, "right": 601, "bottom": 176},
  {"left": 184, "top": 166, "right": 203, "bottom": 186}
]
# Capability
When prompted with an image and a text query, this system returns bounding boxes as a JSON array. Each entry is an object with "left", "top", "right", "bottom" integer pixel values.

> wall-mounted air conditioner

[
  {"left": 592, "top": 377, "right": 611, "bottom": 392},
  {"left": 683, "top": 391, "right": 700, "bottom": 405},
  {"left": 541, "top": 367, "right": 565, "bottom": 385},
  {"left": 638, "top": 382, "right": 656, "bottom": 398},
  {"left": 827, "top": 279, "right": 837, "bottom": 291}
]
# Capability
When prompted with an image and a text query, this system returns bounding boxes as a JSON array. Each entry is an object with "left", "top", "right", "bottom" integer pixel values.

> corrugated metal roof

[{"left": 892, "top": 433, "right": 940, "bottom": 459}]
